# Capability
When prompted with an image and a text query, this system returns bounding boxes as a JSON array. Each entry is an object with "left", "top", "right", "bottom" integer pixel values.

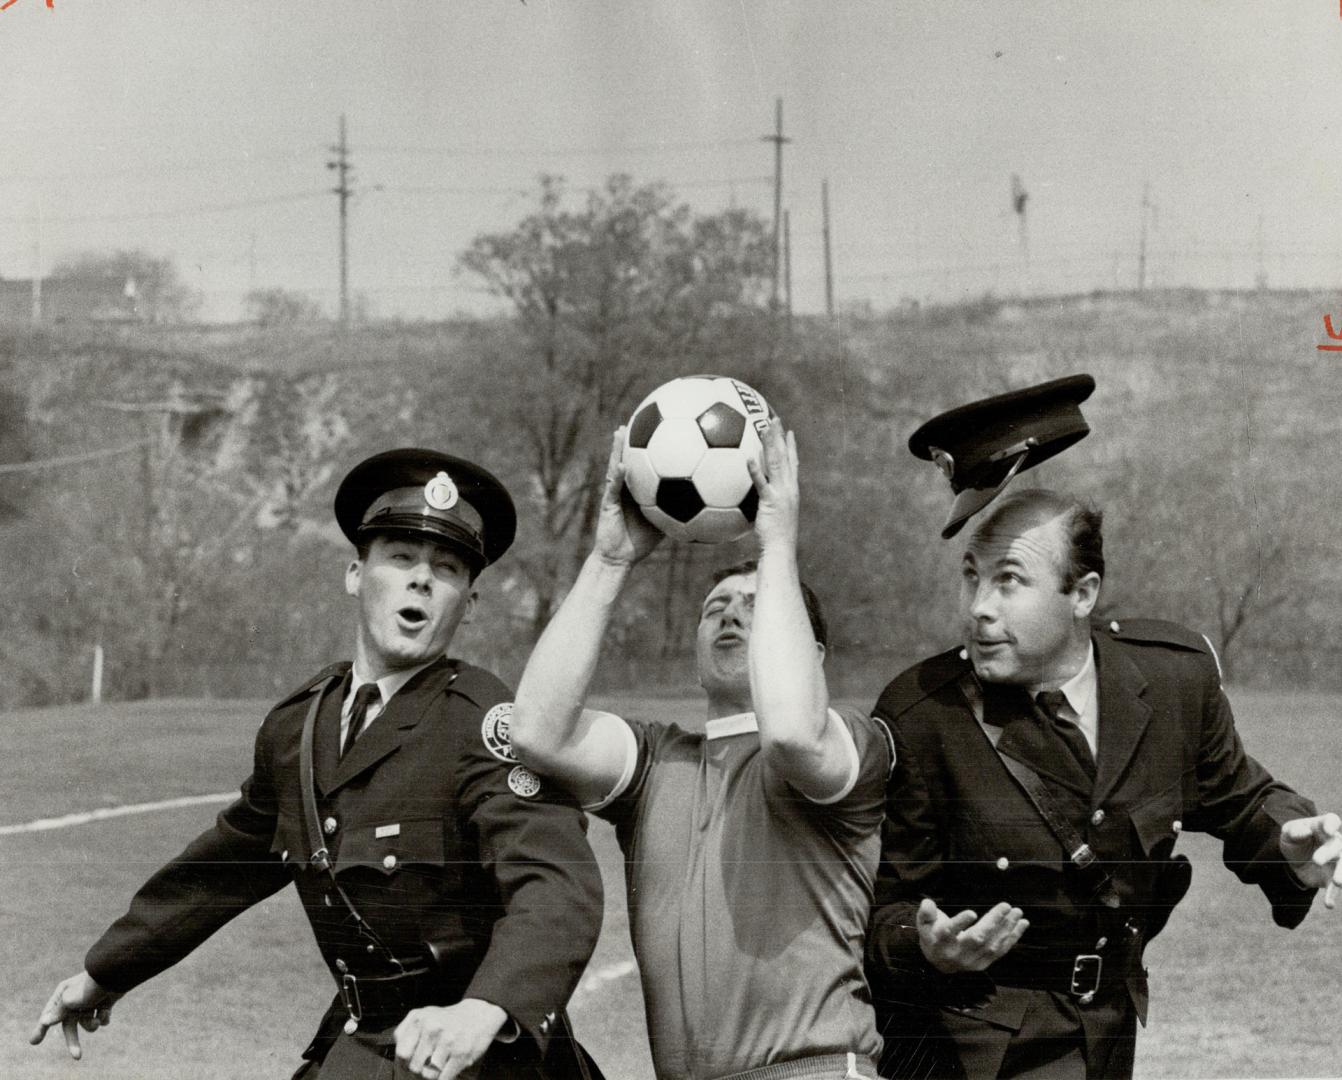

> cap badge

[
  {"left": 928, "top": 446, "right": 955, "bottom": 482},
  {"left": 424, "top": 471, "right": 459, "bottom": 511}
]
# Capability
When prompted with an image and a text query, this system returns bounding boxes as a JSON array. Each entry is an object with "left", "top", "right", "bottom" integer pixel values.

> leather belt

[{"left": 337, "top": 963, "right": 440, "bottom": 1032}]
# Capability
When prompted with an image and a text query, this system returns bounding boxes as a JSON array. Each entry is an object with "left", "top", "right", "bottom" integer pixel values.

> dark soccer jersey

[{"left": 593, "top": 707, "right": 890, "bottom": 1080}]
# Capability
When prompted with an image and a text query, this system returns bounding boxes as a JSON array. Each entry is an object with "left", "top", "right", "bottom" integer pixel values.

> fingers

[
  {"left": 915, "top": 896, "right": 941, "bottom": 929},
  {"left": 61, "top": 1015, "right": 83, "bottom": 1060},
  {"left": 604, "top": 429, "right": 627, "bottom": 496}
]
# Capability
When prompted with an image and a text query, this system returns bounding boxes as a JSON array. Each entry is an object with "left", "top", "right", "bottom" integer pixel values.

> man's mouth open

[{"left": 396, "top": 606, "right": 429, "bottom": 632}]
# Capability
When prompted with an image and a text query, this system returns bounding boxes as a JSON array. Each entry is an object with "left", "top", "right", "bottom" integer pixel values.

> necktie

[
  {"left": 1033, "top": 689, "right": 1096, "bottom": 781},
  {"left": 341, "top": 683, "right": 381, "bottom": 759}
]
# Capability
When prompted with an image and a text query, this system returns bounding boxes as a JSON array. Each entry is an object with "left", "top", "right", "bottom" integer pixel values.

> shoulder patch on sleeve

[
  {"left": 1099, "top": 617, "right": 1213, "bottom": 655},
  {"left": 874, "top": 647, "right": 970, "bottom": 721},
  {"left": 480, "top": 702, "right": 517, "bottom": 763},
  {"left": 507, "top": 764, "right": 542, "bottom": 799}
]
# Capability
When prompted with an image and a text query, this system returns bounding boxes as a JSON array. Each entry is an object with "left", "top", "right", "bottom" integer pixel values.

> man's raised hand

[{"left": 594, "top": 428, "right": 663, "bottom": 568}]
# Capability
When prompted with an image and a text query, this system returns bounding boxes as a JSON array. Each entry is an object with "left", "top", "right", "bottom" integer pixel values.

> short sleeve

[
  {"left": 802, "top": 706, "right": 892, "bottom": 841},
  {"left": 588, "top": 715, "right": 659, "bottom": 829}
]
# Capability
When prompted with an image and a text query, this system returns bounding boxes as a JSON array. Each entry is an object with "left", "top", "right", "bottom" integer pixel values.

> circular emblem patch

[
  {"left": 507, "top": 765, "right": 542, "bottom": 799},
  {"left": 481, "top": 702, "right": 517, "bottom": 763},
  {"left": 424, "top": 471, "right": 459, "bottom": 511}
]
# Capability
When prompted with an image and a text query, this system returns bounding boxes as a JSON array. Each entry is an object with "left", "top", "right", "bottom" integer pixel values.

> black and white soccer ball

[{"left": 621, "top": 375, "right": 775, "bottom": 544}]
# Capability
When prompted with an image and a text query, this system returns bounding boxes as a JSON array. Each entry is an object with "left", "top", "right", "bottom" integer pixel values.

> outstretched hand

[
  {"left": 30, "top": 971, "right": 119, "bottom": 1060},
  {"left": 593, "top": 428, "right": 663, "bottom": 568},
  {"left": 745, "top": 420, "right": 800, "bottom": 555},
  {"left": 916, "top": 897, "right": 1029, "bottom": 974},
  {"left": 1280, "top": 812, "right": 1342, "bottom": 908}
]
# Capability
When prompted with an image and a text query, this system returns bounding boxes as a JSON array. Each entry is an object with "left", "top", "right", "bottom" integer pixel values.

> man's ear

[
  {"left": 1071, "top": 571, "right": 1101, "bottom": 620},
  {"left": 345, "top": 558, "right": 362, "bottom": 599},
  {"left": 461, "top": 590, "right": 479, "bottom": 625},
  {"left": 816, "top": 640, "right": 827, "bottom": 665}
]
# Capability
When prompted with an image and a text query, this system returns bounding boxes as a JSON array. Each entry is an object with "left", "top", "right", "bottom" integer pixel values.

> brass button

[
  {"left": 1172, "top": 820, "right": 1182, "bottom": 834},
  {"left": 1096, "top": 936, "right": 1108, "bottom": 949},
  {"left": 280, "top": 849, "right": 288, "bottom": 862},
  {"left": 382, "top": 854, "right": 398, "bottom": 871},
  {"left": 323, "top": 817, "right": 338, "bottom": 836},
  {"left": 335, "top": 959, "right": 347, "bottom": 973},
  {"left": 958, "top": 647, "right": 969, "bottom": 660},
  {"left": 323, "top": 894, "right": 333, "bottom": 907},
  {"left": 1110, "top": 620, "right": 1121, "bottom": 633},
  {"left": 366, "top": 944, "right": 376, "bottom": 953},
  {"left": 1090, "top": 810, "right": 1105, "bottom": 826},
  {"left": 995, "top": 856, "right": 1009, "bottom": 871}
]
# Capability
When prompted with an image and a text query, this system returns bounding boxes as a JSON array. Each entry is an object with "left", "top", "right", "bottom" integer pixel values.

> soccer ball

[{"left": 621, "top": 375, "right": 775, "bottom": 544}]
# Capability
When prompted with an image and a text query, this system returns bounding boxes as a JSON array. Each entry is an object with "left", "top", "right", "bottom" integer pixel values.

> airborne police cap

[
  {"left": 334, "top": 448, "right": 517, "bottom": 573},
  {"left": 908, "top": 373, "right": 1095, "bottom": 539}
]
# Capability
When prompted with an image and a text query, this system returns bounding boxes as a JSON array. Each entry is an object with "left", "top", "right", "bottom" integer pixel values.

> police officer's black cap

[
  {"left": 334, "top": 448, "right": 516, "bottom": 573},
  {"left": 908, "top": 374, "right": 1095, "bottom": 539}
]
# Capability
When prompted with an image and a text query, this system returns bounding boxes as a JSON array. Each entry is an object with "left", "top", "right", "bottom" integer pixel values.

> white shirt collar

[
  {"left": 347, "top": 658, "right": 438, "bottom": 716},
  {"left": 704, "top": 711, "right": 758, "bottom": 740},
  {"left": 1053, "top": 642, "right": 1097, "bottom": 719}
]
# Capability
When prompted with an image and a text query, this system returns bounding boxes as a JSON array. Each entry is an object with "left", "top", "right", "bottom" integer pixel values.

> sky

[{"left": 3, "top": 1, "right": 1342, "bottom": 321}]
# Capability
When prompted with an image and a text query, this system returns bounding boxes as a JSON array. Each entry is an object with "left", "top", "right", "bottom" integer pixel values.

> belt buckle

[
  {"left": 340, "top": 973, "right": 362, "bottom": 1034},
  {"left": 1070, "top": 954, "right": 1102, "bottom": 1004}
]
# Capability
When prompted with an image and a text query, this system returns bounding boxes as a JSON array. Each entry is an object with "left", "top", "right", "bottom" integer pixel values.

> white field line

[
  {"left": 0, "top": 792, "right": 236, "bottom": 836},
  {"left": 2, "top": 790, "right": 639, "bottom": 997}
]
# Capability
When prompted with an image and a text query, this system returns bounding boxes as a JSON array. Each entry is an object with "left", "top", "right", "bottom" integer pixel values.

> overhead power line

[
  {"left": 0, "top": 148, "right": 324, "bottom": 185},
  {"left": 0, "top": 439, "right": 152, "bottom": 475},
  {"left": 356, "top": 137, "right": 759, "bottom": 157},
  {"left": 0, "top": 191, "right": 326, "bottom": 225}
]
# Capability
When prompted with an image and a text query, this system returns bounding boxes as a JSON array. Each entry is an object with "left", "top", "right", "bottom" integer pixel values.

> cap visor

[{"left": 940, "top": 453, "right": 1028, "bottom": 539}]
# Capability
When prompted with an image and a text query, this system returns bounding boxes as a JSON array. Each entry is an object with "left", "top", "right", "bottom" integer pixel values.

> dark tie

[
  {"left": 341, "top": 683, "right": 381, "bottom": 759},
  {"left": 1033, "top": 689, "right": 1096, "bottom": 781}
]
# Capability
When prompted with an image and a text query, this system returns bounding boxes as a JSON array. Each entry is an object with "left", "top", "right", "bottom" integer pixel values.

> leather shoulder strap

[{"left": 993, "top": 749, "right": 1120, "bottom": 909}]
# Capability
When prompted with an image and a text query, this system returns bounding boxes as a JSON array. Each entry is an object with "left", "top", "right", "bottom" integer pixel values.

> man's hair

[
  {"left": 972, "top": 488, "right": 1104, "bottom": 592},
  {"left": 708, "top": 559, "right": 829, "bottom": 649}
]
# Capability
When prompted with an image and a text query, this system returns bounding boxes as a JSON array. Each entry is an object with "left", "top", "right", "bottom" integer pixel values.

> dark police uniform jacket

[
  {"left": 83, "top": 657, "right": 605, "bottom": 1079},
  {"left": 865, "top": 620, "right": 1317, "bottom": 1078}
]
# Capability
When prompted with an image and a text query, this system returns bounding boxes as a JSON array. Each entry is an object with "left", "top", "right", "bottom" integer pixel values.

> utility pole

[
  {"left": 783, "top": 209, "right": 793, "bottom": 330},
  {"left": 1137, "top": 180, "right": 1153, "bottom": 292},
  {"left": 327, "top": 115, "right": 353, "bottom": 329},
  {"left": 761, "top": 98, "right": 791, "bottom": 310},
  {"left": 821, "top": 179, "right": 834, "bottom": 319}
]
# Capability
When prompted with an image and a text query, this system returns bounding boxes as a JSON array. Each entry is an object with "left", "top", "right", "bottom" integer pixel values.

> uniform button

[
  {"left": 996, "top": 856, "right": 1009, "bottom": 871},
  {"left": 336, "top": 959, "right": 348, "bottom": 973},
  {"left": 383, "top": 854, "right": 398, "bottom": 871},
  {"left": 323, "top": 894, "right": 333, "bottom": 907},
  {"left": 1096, "top": 936, "right": 1108, "bottom": 949},
  {"left": 1109, "top": 620, "right": 1121, "bottom": 633},
  {"left": 1172, "top": 820, "right": 1182, "bottom": 834},
  {"left": 366, "top": 944, "right": 376, "bottom": 954},
  {"left": 1091, "top": 809, "right": 1105, "bottom": 826},
  {"left": 323, "top": 817, "right": 338, "bottom": 836},
  {"left": 958, "top": 648, "right": 969, "bottom": 661},
  {"left": 280, "top": 849, "right": 288, "bottom": 862}
]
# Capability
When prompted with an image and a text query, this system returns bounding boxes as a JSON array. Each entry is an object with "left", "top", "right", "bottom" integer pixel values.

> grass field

[{"left": 3, "top": 689, "right": 1340, "bottom": 1080}]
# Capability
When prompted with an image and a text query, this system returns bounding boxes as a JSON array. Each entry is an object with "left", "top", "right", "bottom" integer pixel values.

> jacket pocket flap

[{"left": 335, "top": 817, "right": 445, "bottom": 875}]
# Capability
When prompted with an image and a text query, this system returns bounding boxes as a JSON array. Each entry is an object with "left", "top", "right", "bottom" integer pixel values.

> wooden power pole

[
  {"left": 761, "top": 98, "right": 791, "bottom": 311},
  {"left": 822, "top": 179, "right": 834, "bottom": 319}
]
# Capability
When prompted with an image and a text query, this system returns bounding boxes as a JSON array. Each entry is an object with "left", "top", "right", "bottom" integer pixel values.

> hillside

[{"left": 1, "top": 287, "right": 1337, "bottom": 706}]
